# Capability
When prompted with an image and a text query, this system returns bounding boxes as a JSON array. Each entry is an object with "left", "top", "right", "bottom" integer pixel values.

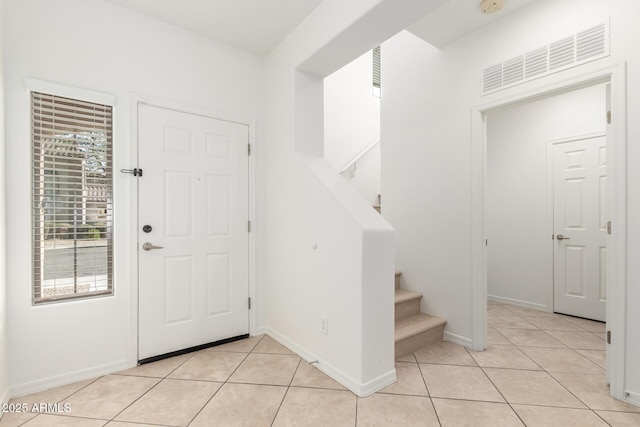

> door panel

[
  {"left": 553, "top": 135, "right": 606, "bottom": 321},
  {"left": 138, "top": 105, "right": 249, "bottom": 360},
  {"left": 164, "top": 256, "right": 193, "bottom": 324},
  {"left": 564, "top": 245, "right": 585, "bottom": 297}
]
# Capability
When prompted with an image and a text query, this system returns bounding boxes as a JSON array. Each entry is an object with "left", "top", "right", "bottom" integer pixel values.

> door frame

[
  {"left": 128, "top": 94, "right": 257, "bottom": 363},
  {"left": 547, "top": 131, "right": 607, "bottom": 318},
  {"left": 471, "top": 62, "right": 627, "bottom": 401}
]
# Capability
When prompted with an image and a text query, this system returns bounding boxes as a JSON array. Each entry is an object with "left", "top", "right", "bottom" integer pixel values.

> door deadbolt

[{"left": 143, "top": 225, "right": 152, "bottom": 233}]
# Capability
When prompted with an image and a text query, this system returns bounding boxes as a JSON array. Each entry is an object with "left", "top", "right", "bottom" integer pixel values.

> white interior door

[
  {"left": 138, "top": 104, "right": 249, "bottom": 360},
  {"left": 553, "top": 134, "right": 606, "bottom": 321}
]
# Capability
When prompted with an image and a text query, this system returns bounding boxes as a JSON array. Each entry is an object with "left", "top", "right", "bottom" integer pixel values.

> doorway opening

[
  {"left": 485, "top": 83, "right": 608, "bottom": 322},
  {"left": 472, "top": 63, "right": 627, "bottom": 401}
]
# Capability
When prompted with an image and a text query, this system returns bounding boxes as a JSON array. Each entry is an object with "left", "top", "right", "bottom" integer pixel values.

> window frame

[{"left": 28, "top": 80, "right": 116, "bottom": 305}]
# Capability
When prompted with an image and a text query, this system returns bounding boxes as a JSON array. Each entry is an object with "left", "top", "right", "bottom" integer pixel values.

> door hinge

[
  {"left": 120, "top": 168, "right": 143, "bottom": 177},
  {"left": 607, "top": 221, "right": 612, "bottom": 235},
  {"left": 248, "top": 297, "right": 252, "bottom": 310},
  {"left": 607, "top": 110, "right": 612, "bottom": 125},
  {"left": 607, "top": 330, "right": 611, "bottom": 344},
  {"left": 248, "top": 220, "right": 251, "bottom": 232},
  {"left": 248, "top": 144, "right": 251, "bottom": 155}
]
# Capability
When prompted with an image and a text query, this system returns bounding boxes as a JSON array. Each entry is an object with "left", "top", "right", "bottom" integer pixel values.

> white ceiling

[
  {"left": 407, "top": 0, "right": 536, "bottom": 48},
  {"left": 106, "top": 0, "right": 323, "bottom": 56},
  {"left": 106, "top": 0, "right": 536, "bottom": 56}
]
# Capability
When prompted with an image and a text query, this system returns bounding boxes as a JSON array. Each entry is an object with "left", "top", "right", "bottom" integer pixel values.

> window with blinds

[
  {"left": 32, "top": 92, "right": 113, "bottom": 304},
  {"left": 373, "top": 45, "right": 381, "bottom": 98}
]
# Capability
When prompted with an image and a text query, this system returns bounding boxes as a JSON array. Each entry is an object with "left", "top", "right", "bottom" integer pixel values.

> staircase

[{"left": 394, "top": 271, "right": 447, "bottom": 359}]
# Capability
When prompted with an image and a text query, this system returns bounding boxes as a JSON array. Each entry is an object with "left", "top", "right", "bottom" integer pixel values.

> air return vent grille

[
  {"left": 576, "top": 24, "right": 606, "bottom": 61},
  {"left": 481, "top": 22, "right": 609, "bottom": 95},
  {"left": 524, "top": 47, "right": 548, "bottom": 79},
  {"left": 549, "top": 36, "right": 575, "bottom": 70},
  {"left": 502, "top": 56, "right": 524, "bottom": 86},
  {"left": 482, "top": 64, "right": 503, "bottom": 92}
]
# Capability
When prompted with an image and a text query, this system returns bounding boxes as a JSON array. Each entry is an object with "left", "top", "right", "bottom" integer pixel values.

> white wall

[
  {"left": 264, "top": 0, "right": 446, "bottom": 396},
  {"left": 3, "top": 0, "right": 264, "bottom": 396},
  {"left": 0, "top": 0, "right": 10, "bottom": 409},
  {"left": 382, "top": 31, "right": 475, "bottom": 345},
  {"left": 324, "top": 50, "right": 380, "bottom": 205},
  {"left": 382, "top": 0, "right": 640, "bottom": 403},
  {"left": 487, "top": 84, "right": 606, "bottom": 309},
  {"left": 346, "top": 142, "right": 381, "bottom": 206}
]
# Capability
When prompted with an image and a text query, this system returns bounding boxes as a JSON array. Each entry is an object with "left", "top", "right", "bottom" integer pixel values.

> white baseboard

[
  {"left": 265, "top": 328, "right": 395, "bottom": 397},
  {"left": 488, "top": 295, "right": 550, "bottom": 312},
  {"left": 444, "top": 331, "right": 473, "bottom": 348},
  {"left": 358, "top": 369, "right": 396, "bottom": 397},
  {"left": 252, "top": 325, "right": 267, "bottom": 336},
  {"left": 623, "top": 390, "right": 640, "bottom": 408},
  {"left": 10, "top": 359, "right": 132, "bottom": 398},
  {"left": 0, "top": 387, "right": 9, "bottom": 407}
]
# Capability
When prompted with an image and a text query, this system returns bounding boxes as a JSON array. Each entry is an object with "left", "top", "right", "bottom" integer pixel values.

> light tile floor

[{"left": 3, "top": 302, "right": 640, "bottom": 426}]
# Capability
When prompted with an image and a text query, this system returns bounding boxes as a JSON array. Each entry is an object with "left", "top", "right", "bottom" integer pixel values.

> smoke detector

[{"left": 481, "top": 0, "right": 504, "bottom": 14}]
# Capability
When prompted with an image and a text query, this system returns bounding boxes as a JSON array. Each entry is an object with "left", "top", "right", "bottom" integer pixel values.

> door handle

[
  {"left": 556, "top": 234, "right": 570, "bottom": 241},
  {"left": 142, "top": 242, "right": 164, "bottom": 251}
]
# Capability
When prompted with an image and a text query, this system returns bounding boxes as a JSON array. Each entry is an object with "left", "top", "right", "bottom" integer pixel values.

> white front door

[
  {"left": 138, "top": 104, "right": 249, "bottom": 360},
  {"left": 553, "top": 134, "right": 606, "bottom": 321}
]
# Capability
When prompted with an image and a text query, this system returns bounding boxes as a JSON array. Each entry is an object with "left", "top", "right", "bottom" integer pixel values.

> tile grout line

[
  {"left": 484, "top": 308, "right": 555, "bottom": 426},
  {"left": 509, "top": 309, "right": 613, "bottom": 424},
  {"left": 186, "top": 335, "right": 267, "bottom": 426},
  {"left": 107, "top": 376, "right": 163, "bottom": 422},
  {"left": 270, "top": 385, "right": 292, "bottom": 426},
  {"left": 482, "top": 303, "right": 614, "bottom": 424},
  {"left": 354, "top": 392, "right": 358, "bottom": 427},
  {"left": 417, "top": 361, "right": 544, "bottom": 372},
  {"left": 287, "top": 358, "right": 303, "bottom": 388},
  {"left": 220, "top": 336, "right": 261, "bottom": 381},
  {"left": 113, "top": 345, "right": 212, "bottom": 424},
  {"left": 514, "top": 388, "right": 615, "bottom": 427},
  {"left": 543, "top": 368, "right": 605, "bottom": 411},
  {"left": 266, "top": 350, "right": 303, "bottom": 427},
  {"left": 415, "top": 356, "right": 443, "bottom": 426},
  {"left": 55, "top": 375, "right": 102, "bottom": 404},
  {"left": 123, "top": 335, "right": 266, "bottom": 426},
  {"left": 67, "top": 342, "right": 198, "bottom": 423},
  {"left": 11, "top": 324, "right": 633, "bottom": 426},
  {"left": 468, "top": 345, "right": 530, "bottom": 426},
  {"left": 14, "top": 412, "right": 117, "bottom": 426},
  {"left": 10, "top": 375, "right": 104, "bottom": 423},
  {"left": 493, "top": 327, "right": 571, "bottom": 349}
]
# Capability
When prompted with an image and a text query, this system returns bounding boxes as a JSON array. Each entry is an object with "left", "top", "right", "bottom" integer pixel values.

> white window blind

[
  {"left": 32, "top": 92, "right": 113, "bottom": 303},
  {"left": 373, "top": 45, "right": 381, "bottom": 97}
]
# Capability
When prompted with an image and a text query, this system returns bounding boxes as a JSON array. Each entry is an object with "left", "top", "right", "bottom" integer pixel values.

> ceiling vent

[{"left": 481, "top": 22, "right": 609, "bottom": 95}]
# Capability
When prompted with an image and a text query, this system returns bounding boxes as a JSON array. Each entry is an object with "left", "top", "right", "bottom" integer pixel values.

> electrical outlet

[{"left": 320, "top": 316, "right": 328, "bottom": 335}]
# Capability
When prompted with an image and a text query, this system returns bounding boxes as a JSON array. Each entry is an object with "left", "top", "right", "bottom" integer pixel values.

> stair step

[
  {"left": 394, "top": 288, "right": 422, "bottom": 304},
  {"left": 395, "top": 313, "right": 446, "bottom": 342},
  {"left": 395, "top": 313, "right": 447, "bottom": 359},
  {"left": 395, "top": 288, "right": 422, "bottom": 321}
]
